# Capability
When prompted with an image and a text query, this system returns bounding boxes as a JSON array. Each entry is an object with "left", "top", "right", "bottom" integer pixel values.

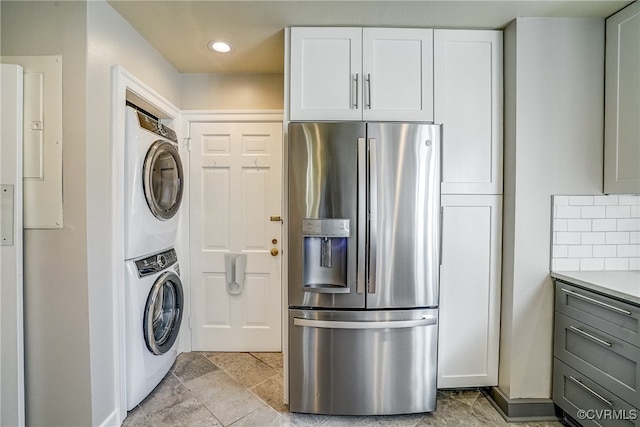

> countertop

[{"left": 551, "top": 270, "right": 640, "bottom": 306}]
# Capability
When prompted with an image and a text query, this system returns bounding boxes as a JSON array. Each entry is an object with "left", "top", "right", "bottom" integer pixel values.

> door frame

[
  {"left": 1, "top": 63, "right": 25, "bottom": 427},
  {"left": 181, "top": 110, "right": 284, "bottom": 353},
  {"left": 111, "top": 66, "right": 181, "bottom": 423}
]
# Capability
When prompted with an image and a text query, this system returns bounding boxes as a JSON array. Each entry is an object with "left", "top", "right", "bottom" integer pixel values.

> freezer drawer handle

[
  {"left": 568, "top": 376, "right": 613, "bottom": 406},
  {"left": 293, "top": 315, "right": 436, "bottom": 330},
  {"left": 561, "top": 288, "right": 632, "bottom": 316},
  {"left": 568, "top": 325, "right": 612, "bottom": 348}
]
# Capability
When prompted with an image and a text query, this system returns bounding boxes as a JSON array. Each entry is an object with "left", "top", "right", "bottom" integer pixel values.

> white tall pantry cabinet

[
  {"left": 434, "top": 30, "right": 503, "bottom": 388},
  {"left": 287, "top": 27, "right": 503, "bottom": 388}
]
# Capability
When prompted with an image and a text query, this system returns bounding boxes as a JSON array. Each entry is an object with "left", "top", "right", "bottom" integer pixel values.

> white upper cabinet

[
  {"left": 604, "top": 2, "right": 640, "bottom": 194},
  {"left": 290, "top": 27, "right": 362, "bottom": 121},
  {"left": 290, "top": 27, "right": 433, "bottom": 121},
  {"left": 362, "top": 28, "right": 433, "bottom": 121},
  {"left": 435, "top": 30, "right": 503, "bottom": 195}
]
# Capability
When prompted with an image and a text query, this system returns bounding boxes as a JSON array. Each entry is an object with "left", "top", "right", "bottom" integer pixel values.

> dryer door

[
  {"left": 143, "top": 140, "right": 184, "bottom": 220},
  {"left": 144, "top": 271, "right": 184, "bottom": 355}
]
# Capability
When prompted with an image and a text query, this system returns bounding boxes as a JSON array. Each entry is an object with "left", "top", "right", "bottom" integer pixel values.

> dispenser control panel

[{"left": 302, "top": 219, "right": 350, "bottom": 237}]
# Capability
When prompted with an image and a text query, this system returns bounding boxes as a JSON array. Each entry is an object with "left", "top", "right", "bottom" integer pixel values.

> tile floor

[{"left": 123, "top": 352, "right": 565, "bottom": 427}]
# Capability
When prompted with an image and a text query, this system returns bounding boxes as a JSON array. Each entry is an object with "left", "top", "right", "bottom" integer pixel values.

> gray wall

[
  {"left": 500, "top": 17, "right": 604, "bottom": 399},
  {"left": 0, "top": 2, "right": 92, "bottom": 425}
]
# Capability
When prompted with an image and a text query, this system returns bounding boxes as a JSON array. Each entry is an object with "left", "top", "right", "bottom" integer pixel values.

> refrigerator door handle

[
  {"left": 293, "top": 315, "right": 437, "bottom": 330},
  {"left": 357, "top": 138, "right": 367, "bottom": 294},
  {"left": 368, "top": 138, "right": 377, "bottom": 294}
]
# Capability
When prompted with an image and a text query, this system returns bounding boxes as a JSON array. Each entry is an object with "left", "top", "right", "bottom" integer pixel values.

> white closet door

[{"left": 189, "top": 121, "right": 283, "bottom": 351}]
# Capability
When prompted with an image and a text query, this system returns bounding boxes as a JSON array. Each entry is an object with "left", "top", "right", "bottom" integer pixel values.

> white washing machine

[
  {"left": 124, "top": 105, "right": 184, "bottom": 260},
  {"left": 125, "top": 247, "right": 183, "bottom": 410}
]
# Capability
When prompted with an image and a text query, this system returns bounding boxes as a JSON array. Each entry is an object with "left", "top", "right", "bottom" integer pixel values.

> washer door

[
  {"left": 143, "top": 140, "right": 184, "bottom": 220},
  {"left": 143, "top": 271, "right": 184, "bottom": 355}
]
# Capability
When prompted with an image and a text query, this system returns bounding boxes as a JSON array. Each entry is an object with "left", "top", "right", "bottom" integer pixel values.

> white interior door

[
  {"left": 1, "top": 63, "right": 25, "bottom": 427},
  {"left": 189, "top": 121, "right": 283, "bottom": 351}
]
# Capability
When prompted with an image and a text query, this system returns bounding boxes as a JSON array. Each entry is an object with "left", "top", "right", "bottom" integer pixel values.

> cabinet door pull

[
  {"left": 569, "top": 325, "right": 612, "bottom": 348},
  {"left": 366, "top": 73, "right": 372, "bottom": 109},
  {"left": 353, "top": 74, "right": 359, "bottom": 109},
  {"left": 561, "top": 288, "right": 632, "bottom": 316},
  {"left": 568, "top": 376, "right": 613, "bottom": 406}
]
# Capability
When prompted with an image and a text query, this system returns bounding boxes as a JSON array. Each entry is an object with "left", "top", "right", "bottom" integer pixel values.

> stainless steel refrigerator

[{"left": 287, "top": 122, "right": 441, "bottom": 416}]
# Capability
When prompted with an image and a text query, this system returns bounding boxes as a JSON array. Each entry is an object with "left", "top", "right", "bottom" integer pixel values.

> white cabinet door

[
  {"left": 438, "top": 195, "right": 502, "bottom": 388},
  {"left": 362, "top": 28, "right": 433, "bottom": 121},
  {"left": 604, "top": 2, "right": 640, "bottom": 194},
  {"left": 189, "top": 121, "right": 283, "bottom": 351},
  {"left": 435, "top": 30, "right": 503, "bottom": 195},
  {"left": 290, "top": 27, "right": 362, "bottom": 121}
]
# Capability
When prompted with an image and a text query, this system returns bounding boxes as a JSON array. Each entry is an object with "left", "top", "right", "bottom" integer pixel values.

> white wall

[
  {"left": 500, "top": 17, "right": 604, "bottom": 399},
  {"left": 86, "top": 1, "right": 181, "bottom": 425},
  {"left": 0, "top": 2, "right": 92, "bottom": 425},
  {"left": 181, "top": 73, "right": 284, "bottom": 110}
]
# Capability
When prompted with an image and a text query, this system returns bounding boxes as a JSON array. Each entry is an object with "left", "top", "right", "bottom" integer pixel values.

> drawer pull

[
  {"left": 561, "top": 288, "right": 632, "bottom": 316},
  {"left": 569, "top": 325, "right": 612, "bottom": 347},
  {"left": 568, "top": 376, "right": 613, "bottom": 406}
]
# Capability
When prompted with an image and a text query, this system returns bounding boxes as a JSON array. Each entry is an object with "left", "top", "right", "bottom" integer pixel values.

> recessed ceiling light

[{"left": 208, "top": 40, "right": 233, "bottom": 53}]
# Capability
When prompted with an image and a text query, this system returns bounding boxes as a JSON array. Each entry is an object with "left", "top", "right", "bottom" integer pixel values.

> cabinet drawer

[
  {"left": 555, "top": 281, "right": 640, "bottom": 347},
  {"left": 554, "top": 312, "right": 640, "bottom": 407},
  {"left": 554, "top": 358, "right": 639, "bottom": 427}
]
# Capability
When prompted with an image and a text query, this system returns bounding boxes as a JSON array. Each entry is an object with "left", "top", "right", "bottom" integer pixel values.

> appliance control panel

[
  {"left": 135, "top": 248, "right": 178, "bottom": 277},
  {"left": 302, "top": 219, "right": 350, "bottom": 237}
]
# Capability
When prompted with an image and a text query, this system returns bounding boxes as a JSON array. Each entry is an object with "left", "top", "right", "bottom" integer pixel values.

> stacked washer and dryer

[{"left": 123, "top": 105, "right": 185, "bottom": 410}]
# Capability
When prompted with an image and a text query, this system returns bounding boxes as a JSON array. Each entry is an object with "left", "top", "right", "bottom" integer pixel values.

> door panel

[
  {"left": 190, "top": 122, "right": 282, "bottom": 351},
  {"left": 287, "top": 122, "right": 364, "bottom": 309},
  {"left": 366, "top": 123, "right": 441, "bottom": 309}
]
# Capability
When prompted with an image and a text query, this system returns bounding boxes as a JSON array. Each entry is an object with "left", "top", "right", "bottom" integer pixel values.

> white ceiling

[{"left": 108, "top": 0, "right": 633, "bottom": 74}]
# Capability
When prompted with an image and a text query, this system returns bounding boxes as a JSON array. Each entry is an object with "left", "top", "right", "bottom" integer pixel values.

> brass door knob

[{"left": 270, "top": 248, "right": 279, "bottom": 257}]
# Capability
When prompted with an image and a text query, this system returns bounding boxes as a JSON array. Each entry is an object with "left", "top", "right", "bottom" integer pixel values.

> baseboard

[{"left": 482, "top": 387, "right": 561, "bottom": 422}]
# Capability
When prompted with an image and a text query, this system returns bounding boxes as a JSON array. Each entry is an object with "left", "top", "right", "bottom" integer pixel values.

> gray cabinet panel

[
  {"left": 556, "top": 282, "right": 640, "bottom": 347},
  {"left": 555, "top": 312, "right": 640, "bottom": 407},
  {"left": 554, "top": 359, "right": 640, "bottom": 427}
]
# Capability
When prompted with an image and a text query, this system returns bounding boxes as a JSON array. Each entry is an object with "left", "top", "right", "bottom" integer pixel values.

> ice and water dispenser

[{"left": 302, "top": 219, "right": 350, "bottom": 293}]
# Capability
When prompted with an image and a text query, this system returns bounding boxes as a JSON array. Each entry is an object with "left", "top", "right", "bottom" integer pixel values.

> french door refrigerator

[{"left": 287, "top": 121, "right": 441, "bottom": 415}]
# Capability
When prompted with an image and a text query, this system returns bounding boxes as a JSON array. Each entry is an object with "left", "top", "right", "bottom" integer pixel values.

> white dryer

[
  {"left": 124, "top": 105, "right": 184, "bottom": 260},
  {"left": 125, "top": 247, "right": 183, "bottom": 410}
]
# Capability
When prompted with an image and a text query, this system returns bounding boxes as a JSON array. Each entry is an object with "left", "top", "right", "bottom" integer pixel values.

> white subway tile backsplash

[
  {"left": 567, "top": 219, "right": 592, "bottom": 232},
  {"left": 554, "top": 258, "right": 580, "bottom": 271},
  {"left": 620, "top": 195, "right": 640, "bottom": 206},
  {"left": 593, "top": 245, "right": 617, "bottom": 258},
  {"left": 581, "top": 258, "right": 605, "bottom": 271},
  {"left": 581, "top": 232, "right": 605, "bottom": 245},
  {"left": 618, "top": 218, "right": 640, "bottom": 232},
  {"left": 592, "top": 219, "right": 617, "bottom": 232},
  {"left": 606, "top": 205, "right": 631, "bottom": 218},
  {"left": 568, "top": 245, "right": 592, "bottom": 258},
  {"left": 556, "top": 232, "right": 581, "bottom": 245},
  {"left": 605, "top": 258, "right": 629, "bottom": 270},
  {"left": 554, "top": 218, "right": 568, "bottom": 232},
  {"left": 570, "top": 195, "right": 594, "bottom": 206},
  {"left": 605, "top": 232, "right": 630, "bottom": 245},
  {"left": 581, "top": 206, "right": 606, "bottom": 218},
  {"left": 551, "top": 194, "right": 640, "bottom": 271},
  {"left": 594, "top": 195, "right": 618, "bottom": 205},
  {"left": 618, "top": 245, "right": 640, "bottom": 258},
  {"left": 556, "top": 206, "right": 582, "bottom": 219}
]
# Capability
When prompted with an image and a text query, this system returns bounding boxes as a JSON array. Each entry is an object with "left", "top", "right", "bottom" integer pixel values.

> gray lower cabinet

[{"left": 553, "top": 279, "right": 640, "bottom": 426}]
